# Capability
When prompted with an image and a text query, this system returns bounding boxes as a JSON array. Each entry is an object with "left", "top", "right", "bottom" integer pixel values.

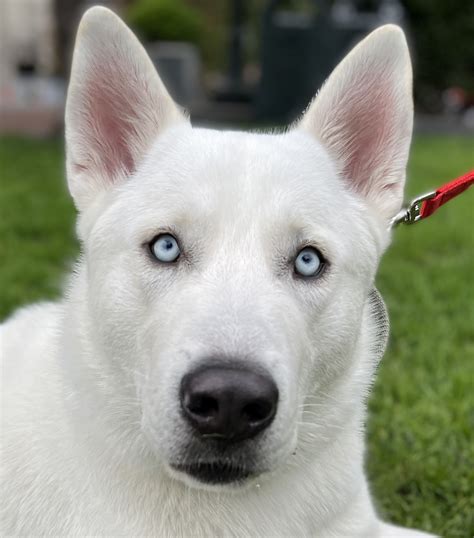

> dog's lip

[{"left": 171, "top": 461, "right": 254, "bottom": 484}]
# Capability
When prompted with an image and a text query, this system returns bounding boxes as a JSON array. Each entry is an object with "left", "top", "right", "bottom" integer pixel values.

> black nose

[{"left": 180, "top": 365, "right": 278, "bottom": 442}]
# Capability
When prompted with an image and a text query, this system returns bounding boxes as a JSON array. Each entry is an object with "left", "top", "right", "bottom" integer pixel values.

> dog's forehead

[{"left": 133, "top": 126, "right": 353, "bottom": 227}]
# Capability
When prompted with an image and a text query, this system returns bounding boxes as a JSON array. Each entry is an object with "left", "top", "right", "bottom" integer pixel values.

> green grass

[
  {"left": 1, "top": 135, "right": 473, "bottom": 536},
  {"left": 0, "top": 138, "right": 77, "bottom": 316},
  {"left": 369, "top": 136, "right": 474, "bottom": 537}
]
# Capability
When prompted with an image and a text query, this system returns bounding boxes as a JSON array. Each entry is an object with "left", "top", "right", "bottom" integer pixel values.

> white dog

[{"left": 1, "top": 7, "right": 435, "bottom": 537}]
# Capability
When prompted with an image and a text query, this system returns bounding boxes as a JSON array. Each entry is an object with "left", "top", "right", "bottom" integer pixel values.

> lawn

[{"left": 1, "top": 135, "right": 473, "bottom": 536}]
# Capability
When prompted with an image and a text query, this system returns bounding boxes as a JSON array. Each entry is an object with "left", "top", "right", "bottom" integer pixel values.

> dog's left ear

[
  {"left": 299, "top": 25, "right": 413, "bottom": 223},
  {"left": 65, "top": 7, "right": 187, "bottom": 211}
]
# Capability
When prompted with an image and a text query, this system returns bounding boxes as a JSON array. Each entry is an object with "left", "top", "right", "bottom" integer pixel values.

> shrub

[{"left": 127, "top": 0, "right": 203, "bottom": 44}]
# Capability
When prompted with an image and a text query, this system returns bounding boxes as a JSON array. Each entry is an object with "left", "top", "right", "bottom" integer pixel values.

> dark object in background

[
  {"left": 148, "top": 42, "right": 202, "bottom": 107},
  {"left": 212, "top": 0, "right": 253, "bottom": 103},
  {"left": 257, "top": 0, "right": 405, "bottom": 123},
  {"left": 402, "top": 0, "right": 474, "bottom": 113}
]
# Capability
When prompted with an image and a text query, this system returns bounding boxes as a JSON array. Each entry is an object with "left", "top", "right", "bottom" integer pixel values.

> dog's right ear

[{"left": 65, "top": 7, "right": 187, "bottom": 211}]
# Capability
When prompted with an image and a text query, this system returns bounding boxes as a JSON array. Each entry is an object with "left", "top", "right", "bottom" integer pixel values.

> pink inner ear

[
  {"left": 74, "top": 54, "right": 146, "bottom": 181},
  {"left": 84, "top": 77, "right": 136, "bottom": 179},
  {"left": 338, "top": 72, "right": 396, "bottom": 198},
  {"left": 88, "top": 84, "right": 136, "bottom": 177}
]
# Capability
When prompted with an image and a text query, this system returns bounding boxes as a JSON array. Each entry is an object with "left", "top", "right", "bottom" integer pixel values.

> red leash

[{"left": 392, "top": 169, "right": 474, "bottom": 228}]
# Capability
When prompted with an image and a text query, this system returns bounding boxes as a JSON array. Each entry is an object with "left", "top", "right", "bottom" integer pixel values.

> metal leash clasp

[{"left": 390, "top": 191, "right": 437, "bottom": 228}]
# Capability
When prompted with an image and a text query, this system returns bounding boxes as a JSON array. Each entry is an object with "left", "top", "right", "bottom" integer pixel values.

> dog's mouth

[{"left": 171, "top": 461, "right": 254, "bottom": 485}]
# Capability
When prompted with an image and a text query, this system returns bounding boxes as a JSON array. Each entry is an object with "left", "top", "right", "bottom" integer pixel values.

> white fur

[{"left": 1, "top": 7, "right": 434, "bottom": 537}]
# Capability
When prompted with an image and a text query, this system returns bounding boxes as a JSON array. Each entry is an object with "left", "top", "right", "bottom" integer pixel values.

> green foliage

[
  {"left": 127, "top": 0, "right": 203, "bottom": 44},
  {"left": 1, "top": 135, "right": 473, "bottom": 535},
  {"left": 182, "top": 0, "right": 228, "bottom": 70}
]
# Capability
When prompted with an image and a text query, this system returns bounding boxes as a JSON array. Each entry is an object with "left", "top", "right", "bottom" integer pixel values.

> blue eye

[
  {"left": 150, "top": 234, "right": 180, "bottom": 263},
  {"left": 294, "top": 247, "right": 324, "bottom": 277}
]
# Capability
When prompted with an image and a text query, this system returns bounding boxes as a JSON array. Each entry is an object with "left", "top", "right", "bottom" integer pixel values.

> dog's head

[{"left": 66, "top": 8, "right": 412, "bottom": 489}]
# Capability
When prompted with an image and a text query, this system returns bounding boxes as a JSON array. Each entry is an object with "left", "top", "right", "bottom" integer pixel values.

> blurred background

[
  {"left": 0, "top": 1, "right": 473, "bottom": 536},
  {"left": 1, "top": 0, "right": 474, "bottom": 133}
]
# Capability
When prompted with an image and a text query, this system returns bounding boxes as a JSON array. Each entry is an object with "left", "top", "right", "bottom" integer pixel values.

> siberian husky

[{"left": 1, "top": 7, "right": 434, "bottom": 537}]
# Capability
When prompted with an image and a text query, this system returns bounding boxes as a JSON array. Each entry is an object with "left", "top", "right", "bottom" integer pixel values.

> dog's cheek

[
  {"left": 85, "top": 254, "right": 149, "bottom": 370},
  {"left": 303, "top": 284, "right": 368, "bottom": 390}
]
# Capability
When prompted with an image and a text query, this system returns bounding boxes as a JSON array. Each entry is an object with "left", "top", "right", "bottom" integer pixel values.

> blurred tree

[
  {"left": 127, "top": 0, "right": 203, "bottom": 43},
  {"left": 189, "top": 0, "right": 228, "bottom": 69}
]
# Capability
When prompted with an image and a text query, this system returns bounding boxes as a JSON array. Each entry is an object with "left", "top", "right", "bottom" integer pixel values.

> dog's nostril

[
  {"left": 187, "top": 394, "right": 218, "bottom": 418},
  {"left": 242, "top": 399, "right": 273, "bottom": 423}
]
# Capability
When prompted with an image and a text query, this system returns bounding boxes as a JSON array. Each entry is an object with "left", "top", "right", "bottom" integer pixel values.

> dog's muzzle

[
  {"left": 173, "top": 362, "right": 279, "bottom": 484},
  {"left": 180, "top": 363, "right": 278, "bottom": 442}
]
